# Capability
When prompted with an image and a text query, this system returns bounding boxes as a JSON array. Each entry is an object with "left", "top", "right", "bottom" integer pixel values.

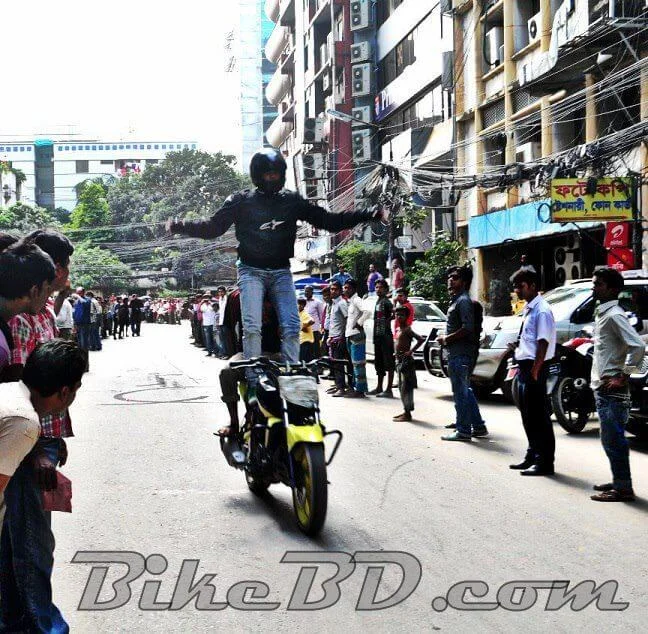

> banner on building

[{"left": 551, "top": 178, "right": 633, "bottom": 222}]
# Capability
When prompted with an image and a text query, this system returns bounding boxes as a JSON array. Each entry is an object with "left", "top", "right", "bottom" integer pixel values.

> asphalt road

[{"left": 53, "top": 323, "right": 648, "bottom": 632}]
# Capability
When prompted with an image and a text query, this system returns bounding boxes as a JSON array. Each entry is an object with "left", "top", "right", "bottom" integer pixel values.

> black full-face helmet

[{"left": 250, "top": 148, "right": 287, "bottom": 194}]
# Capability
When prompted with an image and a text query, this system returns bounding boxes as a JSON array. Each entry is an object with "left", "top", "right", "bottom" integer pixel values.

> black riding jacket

[{"left": 177, "top": 188, "right": 376, "bottom": 269}]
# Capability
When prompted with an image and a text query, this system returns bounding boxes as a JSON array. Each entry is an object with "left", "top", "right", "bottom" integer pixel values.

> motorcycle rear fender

[{"left": 286, "top": 424, "right": 324, "bottom": 452}]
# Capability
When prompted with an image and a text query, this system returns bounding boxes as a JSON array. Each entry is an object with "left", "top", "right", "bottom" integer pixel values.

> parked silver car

[
  {"left": 424, "top": 274, "right": 648, "bottom": 400},
  {"left": 363, "top": 296, "right": 446, "bottom": 362}
]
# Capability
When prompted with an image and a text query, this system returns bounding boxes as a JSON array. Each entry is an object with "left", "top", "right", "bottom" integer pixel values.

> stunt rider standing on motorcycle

[{"left": 167, "top": 148, "right": 384, "bottom": 379}]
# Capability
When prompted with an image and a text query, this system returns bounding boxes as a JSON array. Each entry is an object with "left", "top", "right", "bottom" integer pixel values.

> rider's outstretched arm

[
  {"left": 168, "top": 193, "right": 241, "bottom": 239},
  {"left": 295, "top": 194, "right": 382, "bottom": 231}
]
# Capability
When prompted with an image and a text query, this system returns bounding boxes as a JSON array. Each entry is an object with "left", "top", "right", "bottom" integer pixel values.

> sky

[{"left": 1, "top": 0, "right": 243, "bottom": 160}]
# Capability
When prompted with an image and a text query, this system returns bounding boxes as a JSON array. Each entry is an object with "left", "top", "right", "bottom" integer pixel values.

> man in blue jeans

[
  {"left": 437, "top": 265, "right": 487, "bottom": 441},
  {"left": 73, "top": 287, "right": 91, "bottom": 351},
  {"left": 590, "top": 267, "right": 644, "bottom": 502},
  {"left": 167, "top": 149, "right": 382, "bottom": 379},
  {"left": 1, "top": 340, "right": 86, "bottom": 634}
]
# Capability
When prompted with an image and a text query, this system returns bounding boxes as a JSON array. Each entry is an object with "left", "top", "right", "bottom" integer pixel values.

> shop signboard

[{"left": 550, "top": 177, "right": 633, "bottom": 222}]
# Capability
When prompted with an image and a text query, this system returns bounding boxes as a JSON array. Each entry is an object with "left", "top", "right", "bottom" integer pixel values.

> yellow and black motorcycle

[{"left": 219, "top": 357, "right": 343, "bottom": 536}]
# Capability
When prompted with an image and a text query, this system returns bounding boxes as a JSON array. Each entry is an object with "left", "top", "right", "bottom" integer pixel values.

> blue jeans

[
  {"left": 237, "top": 263, "right": 300, "bottom": 366},
  {"left": 448, "top": 354, "right": 484, "bottom": 436},
  {"left": 203, "top": 325, "right": 216, "bottom": 354},
  {"left": 1, "top": 438, "right": 68, "bottom": 633},
  {"left": 89, "top": 323, "right": 102, "bottom": 350},
  {"left": 75, "top": 324, "right": 90, "bottom": 350},
  {"left": 595, "top": 391, "right": 632, "bottom": 490},
  {"left": 214, "top": 325, "right": 225, "bottom": 356}
]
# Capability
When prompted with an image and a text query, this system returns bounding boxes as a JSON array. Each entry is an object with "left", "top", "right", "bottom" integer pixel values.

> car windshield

[
  {"left": 413, "top": 301, "right": 445, "bottom": 321},
  {"left": 540, "top": 286, "right": 592, "bottom": 322}
]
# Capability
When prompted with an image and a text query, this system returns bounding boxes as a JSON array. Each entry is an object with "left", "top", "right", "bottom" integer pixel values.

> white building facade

[{"left": 0, "top": 139, "right": 197, "bottom": 211}]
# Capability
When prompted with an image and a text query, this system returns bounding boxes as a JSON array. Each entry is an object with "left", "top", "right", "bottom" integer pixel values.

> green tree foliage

[
  {"left": 408, "top": 233, "right": 463, "bottom": 310},
  {"left": 0, "top": 202, "right": 57, "bottom": 233},
  {"left": 335, "top": 240, "right": 388, "bottom": 295},
  {"left": 69, "top": 242, "right": 132, "bottom": 294},
  {"left": 69, "top": 182, "right": 112, "bottom": 228}
]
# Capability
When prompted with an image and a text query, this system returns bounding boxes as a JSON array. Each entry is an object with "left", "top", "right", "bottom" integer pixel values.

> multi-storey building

[
  {"left": 374, "top": 1, "right": 454, "bottom": 256},
  {"left": 264, "top": 0, "right": 362, "bottom": 276},
  {"left": 0, "top": 138, "right": 198, "bottom": 211},
  {"left": 236, "top": 0, "right": 279, "bottom": 170},
  {"left": 452, "top": 0, "right": 648, "bottom": 299}
]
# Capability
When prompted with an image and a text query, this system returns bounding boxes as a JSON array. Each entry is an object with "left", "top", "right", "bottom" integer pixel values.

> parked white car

[{"left": 362, "top": 296, "right": 446, "bottom": 362}]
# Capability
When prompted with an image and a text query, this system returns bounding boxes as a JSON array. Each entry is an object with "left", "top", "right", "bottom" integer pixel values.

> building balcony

[
  {"left": 265, "top": 25, "right": 291, "bottom": 64},
  {"left": 516, "top": 0, "right": 648, "bottom": 94},
  {"left": 266, "top": 68, "right": 292, "bottom": 106},
  {"left": 264, "top": 0, "right": 280, "bottom": 23},
  {"left": 266, "top": 113, "right": 294, "bottom": 148},
  {"left": 279, "top": 0, "right": 295, "bottom": 26}
]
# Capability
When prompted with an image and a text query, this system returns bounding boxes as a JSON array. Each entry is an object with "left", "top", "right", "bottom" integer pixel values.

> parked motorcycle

[
  {"left": 218, "top": 356, "right": 343, "bottom": 536},
  {"left": 550, "top": 335, "right": 596, "bottom": 433}
]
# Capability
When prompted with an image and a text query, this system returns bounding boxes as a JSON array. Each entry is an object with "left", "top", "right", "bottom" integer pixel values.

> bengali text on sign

[{"left": 551, "top": 178, "right": 633, "bottom": 222}]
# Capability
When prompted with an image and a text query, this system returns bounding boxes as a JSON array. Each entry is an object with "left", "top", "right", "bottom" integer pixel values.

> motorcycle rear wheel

[
  {"left": 292, "top": 444, "right": 328, "bottom": 536},
  {"left": 551, "top": 377, "right": 591, "bottom": 433}
]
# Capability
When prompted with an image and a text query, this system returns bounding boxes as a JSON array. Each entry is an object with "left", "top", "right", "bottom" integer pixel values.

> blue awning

[{"left": 468, "top": 199, "right": 602, "bottom": 248}]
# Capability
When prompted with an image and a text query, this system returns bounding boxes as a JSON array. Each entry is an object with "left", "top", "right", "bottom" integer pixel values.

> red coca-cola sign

[{"left": 604, "top": 222, "right": 631, "bottom": 249}]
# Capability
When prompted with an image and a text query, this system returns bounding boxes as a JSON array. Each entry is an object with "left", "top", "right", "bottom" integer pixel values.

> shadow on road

[{"left": 222, "top": 492, "right": 298, "bottom": 535}]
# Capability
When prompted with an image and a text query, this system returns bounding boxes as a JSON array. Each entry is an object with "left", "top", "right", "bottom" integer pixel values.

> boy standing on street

[
  {"left": 369, "top": 279, "right": 395, "bottom": 397},
  {"left": 393, "top": 307, "right": 424, "bottom": 422},
  {"left": 298, "top": 298, "right": 315, "bottom": 362}
]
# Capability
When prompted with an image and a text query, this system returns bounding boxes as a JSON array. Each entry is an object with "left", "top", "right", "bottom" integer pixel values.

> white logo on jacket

[{"left": 259, "top": 219, "right": 285, "bottom": 231}]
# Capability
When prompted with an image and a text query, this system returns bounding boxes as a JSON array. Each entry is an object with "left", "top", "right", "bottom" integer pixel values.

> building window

[
  {"left": 191, "top": 144, "right": 196, "bottom": 149},
  {"left": 147, "top": 144, "right": 151, "bottom": 149},
  {"left": 154, "top": 144, "right": 159, "bottom": 149},
  {"left": 140, "top": 144, "right": 145, "bottom": 149},
  {"left": 378, "top": 0, "right": 405, "bottom": 26},
  {"left": 76, "top": 160, "right": 89, "bottom": 174},
  {"left": 100, "top": 160, "right": 113, "bottom": 165},
  {"left": 85, "top": 145, "right": 90, "bottom": 150},
  {"left": 65, "top": 146, "right": 70, "bottom": 151},
  {"left": 126, "top": 144, "right": 131, "bottom": 149},
  {"left": 378, "top": 13, "right": 435, "bottom": 90},
  {"left": 19, "top": 147, "right": 24, "bottom": 152},
  {"left": 112, "top": 145, "right": 118, "bottom": 150},
  {"left": 92, "top": 145, "right": 97, "bottom": 150},
  {"left": 161, "top": 144, "right": 167, "bottom": 149}
]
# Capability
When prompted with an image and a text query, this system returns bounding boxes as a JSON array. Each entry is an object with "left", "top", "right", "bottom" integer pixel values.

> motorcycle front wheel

[
  {"left": 291, "top": 444, "right": 328, "bottom": 536},
  {"left": 551, "top": 377, "right": 591, "bottom": 433}
]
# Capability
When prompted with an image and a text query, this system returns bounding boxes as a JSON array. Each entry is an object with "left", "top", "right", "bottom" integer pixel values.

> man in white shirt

[
  {"left": 201, "top": 295, "right": 217, "bottom": 356},
  {"left": 54, "top": 291, "right": 74, "bottom": 340},
  {"left": 510, "top": 268, "right": 557, "bottom": 476},
  {"left": 217, "top": 286, "right": 230, "bottom": 357},
  {"left": 343, "top": 279, "right": 369, "bottom": 397}
]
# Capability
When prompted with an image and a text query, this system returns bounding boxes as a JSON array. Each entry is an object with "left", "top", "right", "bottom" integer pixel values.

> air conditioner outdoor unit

[
  {"left": 554, "top": 237, "right": 582, "bottom": 284},
  {"left": 528, "top": 11, "right": 542, "bottom": 44},
  {"left": 322, "top": 71, "right": 331, "bottom": 92},
  {"left": 350, "top": 0, "right": 370, "bottom": 31},
  {"left": 485, "top": 27, "right": 504, "bottom": 67},
  {"left": 301, "top": 153, "right": 324, "bottom": 180},
  {"left": 515, "top": 141, "right": 542, "bottom": 163},
  {"left": 351, "top": 106, "right": 372, "bottom": 126},
  {"left": 350, "top": 41, "right": 372, "bottom": 63},
  {"left": 301, "top": 118, "right": 324, "bottom": 144},
  {"left": 351, "top": 63, "right": 372, "bottom": 97},
  {"left": 352, "top": 128, "right": 372, "bottom": 161}
]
